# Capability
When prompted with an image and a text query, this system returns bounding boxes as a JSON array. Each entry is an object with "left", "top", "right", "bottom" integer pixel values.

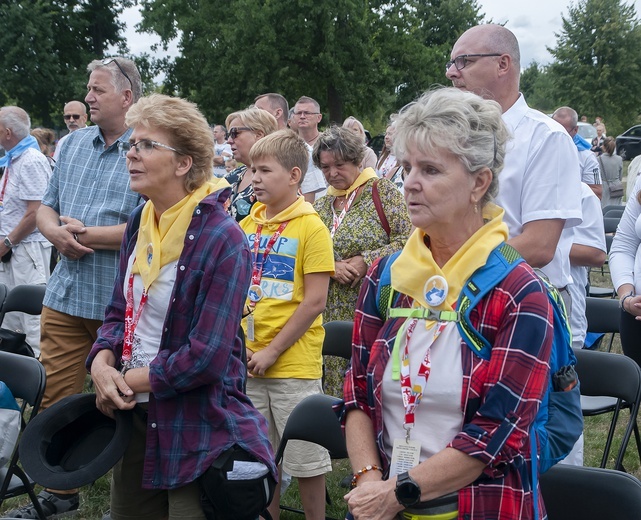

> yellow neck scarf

[
  {"left": 326, "top": 167, "right": 378, "bottom": 197},
  {"left": 133, "top": 177, "right": 230, "bottom": 289},
  {"left": 391, "top": 203, "right": 508, "bottom": 312}
]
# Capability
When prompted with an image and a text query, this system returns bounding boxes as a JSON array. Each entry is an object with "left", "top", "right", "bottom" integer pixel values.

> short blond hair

[
  {"left": 125, "top": 94, "right": 214, "bottom": 192},
  {"left": 249, "top": 129, "right": 309, "bottom": 182},
  {"left": 225, "top": 108, "right": 278, "bottom": 137},
  {"left": 343, "top": 116, "right": 367, "bottom": 143}
]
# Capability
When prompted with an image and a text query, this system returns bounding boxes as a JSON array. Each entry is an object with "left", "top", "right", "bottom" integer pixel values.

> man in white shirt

[
  {"left": 0, "top": 106, "right": 52, "bottom": 356},
  {"left": 447, "top": 24, "right": 582, "bottom": 301},
  {"left": 255, "top": 93, "right": 326, "bottom": 200},
  {"left": 212, "top": 125, "right": 232, "bottom": 178},
  {"left": 552, "top": 106, "right": 603, "bottom": 199},
  {"left": 53, "top": 100, "right": 88, "bottom": 162}
]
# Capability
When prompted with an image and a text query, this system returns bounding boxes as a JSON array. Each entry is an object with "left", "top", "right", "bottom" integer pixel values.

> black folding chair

[
  {"left": 602, "top": 204, "right": 625, "bottom": 216},
  {"left": 274, "top": 394, "right": 347, "bottom": 520},
  {"left": 541, "top": 465, "right": 641, "bottom": 520},
  {"left": 603, "top": 217, "right": 620, "bottom": 235},
  {"left": 574, "top": 348, "right": 641, "bottom": 471},
  {"left": 0, "top": 285, "right": 46, "bottom": 326},
  {"left": 0, "top": 351, "right": 47, "bottom": 519},
  {"left": 322, "top": 321, "right": 353, "bottom": 360},
  {"left": 585, "top": 296, "right": 619, "bottom": 351},
  {"left": 589, "top": 235, "right": 614, "bottom": 292},
  {"left": 603, "top": 208, "right": 624, "bottom": 219}
]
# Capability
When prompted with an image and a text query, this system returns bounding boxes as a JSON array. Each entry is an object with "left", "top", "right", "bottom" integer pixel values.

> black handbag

[
  {"left": 199, "top": 445, "right": 275, "bottom": 520},
  {"left": 0, "top": 328, "right": 35, "bottom": 357}
]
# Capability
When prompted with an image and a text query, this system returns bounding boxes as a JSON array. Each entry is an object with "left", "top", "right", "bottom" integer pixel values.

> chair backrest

[
  {"left": 585, "top": 297, "right": 620, "bottom": 334},
  {"left": 574, "top": 348, "right": 641, "bottom": 403},
  {"left": 0, "top": 351, "right": 46, "bottom": 410},
  {"left": 1, "top": 285, "right": 46, "bottom": 318},
  {"left": 605, "top": 234, "right": 614, "bottom": 254},
  {"left": 604, "top": 208, "right": 624, "bottom": 219},
  {"left": 541, "top": 465, "right": 641, "bottom": 520},
  {"left": 602, "top": 204, "right": 625, "bottom": 216},
  {"left": 274, "top": 393, "right": 347, "bottom": 465},
  {"left": 603, "top": 217, "right": 620, "bottom": 234},
  {"left": 322, "top": 321, "right": 353, "bottom": 360}
]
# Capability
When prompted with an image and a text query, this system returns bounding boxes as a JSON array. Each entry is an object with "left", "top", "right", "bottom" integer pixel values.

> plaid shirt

[
  {"left": 87, "top": 189, "right": 276, "bottom": 489},
  {"left": 42, "top": 126, "right": 142, "bottom": 320},
  {"left": 343, "top": 254, "right": 553, "bottom": 520}
]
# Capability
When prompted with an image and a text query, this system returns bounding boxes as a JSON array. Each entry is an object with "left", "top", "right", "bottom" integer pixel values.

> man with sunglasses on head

[
  {"left": 52, "top": 101, "right": 88, "bottom": 162},
  {"left": 446, "top": 24, "right": 582, "bottom": 309},
  {"left": 4, "top": 57, "right": 143, "bottom": 520}
]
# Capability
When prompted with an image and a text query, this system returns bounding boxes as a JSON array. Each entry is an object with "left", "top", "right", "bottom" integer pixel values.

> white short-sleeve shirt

[{"left": 498, "top": 95, "right": 583, "bottom": 288}]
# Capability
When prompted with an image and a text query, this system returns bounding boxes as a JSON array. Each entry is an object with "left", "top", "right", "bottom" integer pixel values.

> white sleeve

[{"left": 610, "top": 176, "right": 641, "bottom": 291}]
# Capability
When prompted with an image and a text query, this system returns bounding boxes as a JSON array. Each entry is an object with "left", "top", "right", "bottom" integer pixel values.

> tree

[
  {"left": 138, "top": 0, "right": 482, "bottom": 125},
  {"left": 547, "top": 0, "right": 641, "bottom": 134},
  {"left": 0, "top": 0, "right": 132, "bottom": 127},
  {"left": 520, "top": 61, "right": 558, "bottom": 113}
]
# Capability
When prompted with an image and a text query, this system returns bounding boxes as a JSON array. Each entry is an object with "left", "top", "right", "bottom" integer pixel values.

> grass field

[{"left": 0, "top": 170, "right": 635, "bottom": 519}]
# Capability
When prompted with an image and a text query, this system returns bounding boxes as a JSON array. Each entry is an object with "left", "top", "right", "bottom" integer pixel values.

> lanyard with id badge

[
  {"left": 388, "top": 275, "right": 450, "bottom": 478},
  {"left": 246, "top": 221, "right": 289, "bottom": 340}
]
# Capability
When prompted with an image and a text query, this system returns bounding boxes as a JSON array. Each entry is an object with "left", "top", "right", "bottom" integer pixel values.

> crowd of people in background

[{"left": 0, "top": 20, "right": 635, "bottom": 520}]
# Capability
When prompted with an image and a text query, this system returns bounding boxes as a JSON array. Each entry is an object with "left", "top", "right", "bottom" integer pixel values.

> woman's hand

[
  {"left": 626, "top": 295, "right": 641, "bottom": 319},
  {"left": 91, "top": 354, "right": 136, "bottom": 418},
  {"left": 345, "top": 255, "right": 368, "bottom": 288},
  {"left": 344, "top": 479, "right": 402, "bottom": 520},
  {"left": 333, "top": 260, "right": 360, "bottom": 285}
]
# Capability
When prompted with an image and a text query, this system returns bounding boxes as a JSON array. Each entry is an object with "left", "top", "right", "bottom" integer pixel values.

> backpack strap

[
  {"left": 372, "top": 179, "right": 391, "bottom": 237},
  {"left": 456, "top": 243, "right": 524, "bottom": 360}
]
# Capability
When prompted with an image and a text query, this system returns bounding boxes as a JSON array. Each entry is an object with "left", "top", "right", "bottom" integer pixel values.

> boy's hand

[{"left": 247, "top": 348, "right": 279, "bottom": 376}]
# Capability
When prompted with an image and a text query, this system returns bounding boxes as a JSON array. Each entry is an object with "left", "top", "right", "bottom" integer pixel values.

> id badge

[
  {"left": 389, "top": 438, "right": 421, "bottom": 477},
  {"left": 246, "top": 313, "right": 255, "bottom": 341}
]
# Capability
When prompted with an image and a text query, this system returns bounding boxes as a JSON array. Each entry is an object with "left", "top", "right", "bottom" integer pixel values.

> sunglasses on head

[
  {"left": 64, "top": 114, "right": 82, "bottom": 121},
  {"left": 102, "top": 58, "right": 133, "bottom": 89}
]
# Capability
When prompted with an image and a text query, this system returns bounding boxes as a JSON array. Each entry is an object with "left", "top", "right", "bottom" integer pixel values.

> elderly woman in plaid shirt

[
  {"left": 342, "top": 88, "right": 554, "bottom": 520},
  {"left": 87, "top": 94, "right": 275, "bottom": 520}
]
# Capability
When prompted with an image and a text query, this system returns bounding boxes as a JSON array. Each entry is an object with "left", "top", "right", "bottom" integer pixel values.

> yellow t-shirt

[{"left": 240, "top": 198, "right": 334, "bottom": 379}]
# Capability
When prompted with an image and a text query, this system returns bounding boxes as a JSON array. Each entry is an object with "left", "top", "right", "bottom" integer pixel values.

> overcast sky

[{"left": 118, "top": 0, "right": 641, "bottom": 71}]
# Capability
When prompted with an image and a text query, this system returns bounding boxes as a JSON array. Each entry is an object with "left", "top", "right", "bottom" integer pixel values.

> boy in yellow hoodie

[{"left": 240, "top": 129, "right": 334, "bottom": 520}]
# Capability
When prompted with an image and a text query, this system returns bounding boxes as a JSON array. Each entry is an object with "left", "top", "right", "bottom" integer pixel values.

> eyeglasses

[
  {"left": 102, "top": 58, "right": 133, "bottom": 90},
  {"left": 118, "top": 139, "right": 181, "bottom": 158},
  {"left": 63, "top": 114, "right": 82, "bottom": 121},
  {"left": 445, "top": 53, "right": 502, "bottom": 72},
  {"left": 293, "top": 111, "right": 320, "bottom": 118},
  {"left": 228, "top": 127, "right": 254, "bottom": 139}
]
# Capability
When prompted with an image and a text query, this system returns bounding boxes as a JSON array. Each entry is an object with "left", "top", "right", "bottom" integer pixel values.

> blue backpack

[{"left": 375, "top": 244, "right": 583, "bottom": 485}]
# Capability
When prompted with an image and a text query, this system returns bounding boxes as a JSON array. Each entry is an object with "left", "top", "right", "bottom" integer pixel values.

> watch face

[{"left": 396, "top": 477, "right": 421, "bottom": 506}]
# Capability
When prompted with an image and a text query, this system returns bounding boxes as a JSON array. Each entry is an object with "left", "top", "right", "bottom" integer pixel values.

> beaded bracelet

[
  {"left": 350, "top": 464, "right": 382, "bottom": 488},
  {"left": 621, "top": 291, "right": 635, "bottom": 314}
]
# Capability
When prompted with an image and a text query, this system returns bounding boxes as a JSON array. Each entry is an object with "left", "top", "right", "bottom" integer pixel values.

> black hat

[{"left": 20, "top": 393, "right": 133, "bottom": 489}]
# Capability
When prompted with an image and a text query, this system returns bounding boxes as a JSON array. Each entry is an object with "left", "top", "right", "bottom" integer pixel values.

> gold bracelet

[{"left": 350, "top": 464, "right": 382, "bottom": 488}]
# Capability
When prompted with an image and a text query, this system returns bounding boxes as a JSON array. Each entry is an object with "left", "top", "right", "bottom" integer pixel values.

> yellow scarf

[
  {"left": 390, "top": 203, "right": 508, "bottom": 313},
  {"left": 133, "top": 177, "right": 230, "bottom": 289},
  {"left": 326, "top": 167, "right": 378, "bottom": 197}
]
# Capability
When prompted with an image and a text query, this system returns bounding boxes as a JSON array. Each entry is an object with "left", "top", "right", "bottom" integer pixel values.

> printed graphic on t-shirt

[{"left": 247, "top": 232, "right": 298, "bottom": 301}]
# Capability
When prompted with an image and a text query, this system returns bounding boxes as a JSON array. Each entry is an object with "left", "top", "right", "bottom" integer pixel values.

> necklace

[{"left": 304, "top": 132, "right": 320, "bottom": 145}]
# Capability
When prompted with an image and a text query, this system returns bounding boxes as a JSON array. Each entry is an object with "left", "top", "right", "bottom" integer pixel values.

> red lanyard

[
  {"left": 399, "top": 318, "right": 448, "bottom": 438},
  {"left": 248, "top": 221, "right": 289, "bottom": 308},
  {"left": 122, "top": 266, "right": 148, "bottom": 364},
  {"left": 331, "top": 189, "right": 358, "bottom": 239}
]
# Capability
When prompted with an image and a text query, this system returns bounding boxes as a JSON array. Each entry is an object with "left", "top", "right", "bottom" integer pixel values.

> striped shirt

[
  {"left": 87, "top": 189, "right": 276, "bottom": 489},
  {"left": 343, "top": 253, "right": 553, "bottom": 520},
  {"left": 42, "top": 126, "right": 141, "bottom": 320}
]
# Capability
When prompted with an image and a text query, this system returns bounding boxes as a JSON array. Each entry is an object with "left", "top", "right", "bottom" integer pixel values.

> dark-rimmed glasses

[
  {"left": 63, "top": 114, "right": 82, "bottom": 121},
  {"left": 118, "top": 139, "right": 181, "bottom": 158},
  {"left": 102, "top": 58, "right": 133, "bottom": 89},
  {"left": 445, "top": 54, "right": 502, "bottom": 72},
  {"left": 293, "top": 110, "right": 320, "bottom": 118},
  {"left": 228, "top": 127, "right": 254, "bottom": 139}
]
